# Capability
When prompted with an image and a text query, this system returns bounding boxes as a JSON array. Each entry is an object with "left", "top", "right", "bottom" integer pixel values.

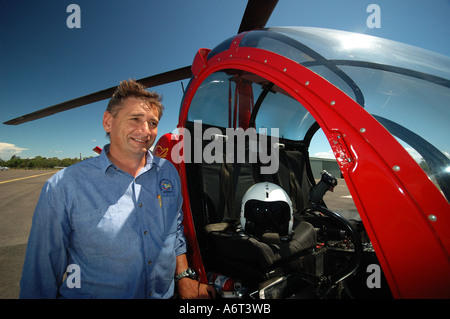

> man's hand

[
  {"left": 175, "top": 254, "right": 216, "bottom": 299},
  {"left": 176, "top": 278, "right": 216, "bottom": 299}
]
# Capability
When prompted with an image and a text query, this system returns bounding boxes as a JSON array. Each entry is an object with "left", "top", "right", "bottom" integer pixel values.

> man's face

[{"left": 103, "top": 97, "right": 159, "bottom": 159}]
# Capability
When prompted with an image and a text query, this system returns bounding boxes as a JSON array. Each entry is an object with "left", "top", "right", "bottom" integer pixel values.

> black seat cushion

[{"left": 204, "top": 221, "right": 317, "bottom": 277}]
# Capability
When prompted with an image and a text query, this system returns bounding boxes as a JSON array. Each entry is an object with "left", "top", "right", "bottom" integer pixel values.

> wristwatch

[{"left": 175, "top": 267, "right": 196, "bottom": 283}]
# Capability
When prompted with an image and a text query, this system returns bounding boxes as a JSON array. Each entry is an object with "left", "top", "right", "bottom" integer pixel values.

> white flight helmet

[{"left": 240, "top": 182, "right": 294, "bottom": 240}]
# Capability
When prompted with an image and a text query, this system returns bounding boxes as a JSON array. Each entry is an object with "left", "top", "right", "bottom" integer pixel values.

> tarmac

[
  {"left": 0, "top": 169, "right": 59, "bottom": 299},
  {"left": 0, "top": 169, "right": 357, "bottom": 299}
]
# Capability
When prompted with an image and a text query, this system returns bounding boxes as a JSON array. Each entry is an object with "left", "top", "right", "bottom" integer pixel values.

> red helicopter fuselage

[{"left": 156, "top": 27, "right": 450, "bottom": 299}]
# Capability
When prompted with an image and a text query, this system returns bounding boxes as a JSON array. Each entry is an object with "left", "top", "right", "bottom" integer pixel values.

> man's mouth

[{"left": 131, "top": 137, "right": 148, "bottom": 144}]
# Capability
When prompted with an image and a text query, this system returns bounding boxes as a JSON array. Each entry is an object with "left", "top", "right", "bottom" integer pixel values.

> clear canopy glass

[{"left": 190, "top": 27, "right": 450, "bottom": 201}]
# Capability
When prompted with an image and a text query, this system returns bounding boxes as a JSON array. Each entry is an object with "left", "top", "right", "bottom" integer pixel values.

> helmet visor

[{"left": 244, "top": 199, "right": 291, "bottom": 237}]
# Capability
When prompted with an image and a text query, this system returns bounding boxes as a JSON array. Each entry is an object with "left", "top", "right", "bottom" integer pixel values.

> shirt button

[
  {"left": 148, "top": 291, "right": 152, "bottom": 297},
  {"left": 139, "top": 203, "right": 143, "bottom": 207},
  {"left": 144, "top": 231, "right": 148, "bottom": 235},
  {"left": 148, "top": 260, "right": 152, "bottom": 265}
]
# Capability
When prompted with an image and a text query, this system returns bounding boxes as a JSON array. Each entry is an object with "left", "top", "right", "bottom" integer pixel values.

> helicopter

[{"left": 4, "top": 0, "right": 450, "bottom": 299}]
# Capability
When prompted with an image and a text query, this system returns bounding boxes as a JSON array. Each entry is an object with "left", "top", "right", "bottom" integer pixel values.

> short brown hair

[{"left": 106, "top": 79, "right": 164, "bottom": 119}]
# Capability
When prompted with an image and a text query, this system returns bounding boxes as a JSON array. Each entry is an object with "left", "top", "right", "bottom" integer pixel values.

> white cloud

[{"left": 0, "top": 142, "right": 29, "bottom": 159}]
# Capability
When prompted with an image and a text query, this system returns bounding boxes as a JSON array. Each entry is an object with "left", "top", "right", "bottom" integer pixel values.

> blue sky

[{"left": 1, "top": 0, "right": 449, "bottom": 160}]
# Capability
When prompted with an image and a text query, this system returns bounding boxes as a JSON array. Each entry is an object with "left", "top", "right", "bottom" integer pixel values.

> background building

[{"left": 310, "top": 157, "right": 342, "bottom": 179}]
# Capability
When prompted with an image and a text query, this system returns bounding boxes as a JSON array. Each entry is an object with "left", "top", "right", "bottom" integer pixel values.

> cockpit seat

[{"left": 204, "top": 219, "right": 317, "bottom": 283}]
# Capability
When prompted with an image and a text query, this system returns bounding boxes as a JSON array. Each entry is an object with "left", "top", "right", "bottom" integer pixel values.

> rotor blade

[
  {"left": 238, "top": 0, "right": 278, "bottom": 33},
  {"left": 4, "top": 66, "right": 192, "bottom": 125}
]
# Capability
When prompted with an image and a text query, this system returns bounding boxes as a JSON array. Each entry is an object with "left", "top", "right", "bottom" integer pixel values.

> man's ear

[{"left": 103, "top": 111, "right": 113, "bottom": 134}]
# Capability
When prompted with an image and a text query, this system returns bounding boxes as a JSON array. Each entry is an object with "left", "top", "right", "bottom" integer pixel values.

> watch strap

[{"left": 175, "top": 267, "right": 196, "bottom": 283}]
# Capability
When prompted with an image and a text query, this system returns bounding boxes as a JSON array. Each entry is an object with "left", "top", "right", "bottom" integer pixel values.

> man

[{"left": 20, "top": 80, "right": 214, "bottom": 299}]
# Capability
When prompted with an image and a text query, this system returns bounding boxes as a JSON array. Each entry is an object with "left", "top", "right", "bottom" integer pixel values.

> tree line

[{"left": 0, "top": 155, "right": 93, "bottom": 169}]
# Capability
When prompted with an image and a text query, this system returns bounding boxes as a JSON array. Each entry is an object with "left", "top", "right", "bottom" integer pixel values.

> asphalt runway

[
  {"left": 0, "top": 169, "right": 356, "bottom": 299},
  {"left": 0, "top": 169, "right": 59, "bottom": 299}
]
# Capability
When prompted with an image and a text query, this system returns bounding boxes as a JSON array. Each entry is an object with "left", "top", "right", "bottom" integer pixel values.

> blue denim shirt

[{"left": 20, "top": 145, "right": 186, "bottom": 298}]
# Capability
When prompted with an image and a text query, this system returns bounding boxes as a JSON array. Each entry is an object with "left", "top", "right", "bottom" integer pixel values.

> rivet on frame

[
  {"left": 392, "top": 165, "right": 401, "bottom": 171},
  {"left": 360, "top": 128, "right": 366, "bottom": 133},
  {"left": 428, "top": 214, "right": 437, "bottom": 222},
  {"left": 283, "top": 68, "right": 287, "bottom": 72},
  {"left": 330, "top": 101, "right": 336, "bottom": 106},
  {"left": 264, "top": 59, "right": 268, "bottom": 63},
  {"left": 248, "top": 55, "right": 251, "bottom": 59},
  {"left": 305, "top": 81, "right": 310, "bottom": 86}
]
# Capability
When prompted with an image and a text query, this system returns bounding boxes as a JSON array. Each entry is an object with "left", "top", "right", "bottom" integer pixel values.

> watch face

[{"left": 187, "top": 268, "right": 196, "bottom": 278}]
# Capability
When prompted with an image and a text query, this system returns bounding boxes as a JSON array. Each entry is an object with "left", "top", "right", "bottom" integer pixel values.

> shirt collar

[{"left": 99, "top": 144, "right": 156, "bottom": 174}]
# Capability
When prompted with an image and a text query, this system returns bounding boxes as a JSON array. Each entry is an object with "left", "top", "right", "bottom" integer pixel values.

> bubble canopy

[{"left": 202, "top": 27, "right": 450, "bottom": 201}]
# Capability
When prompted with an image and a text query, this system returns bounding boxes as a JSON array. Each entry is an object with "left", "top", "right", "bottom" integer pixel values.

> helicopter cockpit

[{"left": 161, "top": 26, "right": 450, "bottom": 298}]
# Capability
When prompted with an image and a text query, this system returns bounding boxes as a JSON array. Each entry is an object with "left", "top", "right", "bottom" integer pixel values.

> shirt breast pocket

[
  {"left": 70, "top": 205, "right": 135, "bottom": 257},
  {"left": 160, "top": 194, "right": 180, "bottom": 236}
]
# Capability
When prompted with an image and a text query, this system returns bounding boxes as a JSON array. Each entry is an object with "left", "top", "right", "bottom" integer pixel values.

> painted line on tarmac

[{"left": 0, "top": 171, "right": 56, "bottom": 185}]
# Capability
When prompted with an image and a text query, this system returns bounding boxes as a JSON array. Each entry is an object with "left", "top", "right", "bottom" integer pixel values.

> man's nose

[{"left": 139, "top": 121, "right": 151, "bottom": 134}]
